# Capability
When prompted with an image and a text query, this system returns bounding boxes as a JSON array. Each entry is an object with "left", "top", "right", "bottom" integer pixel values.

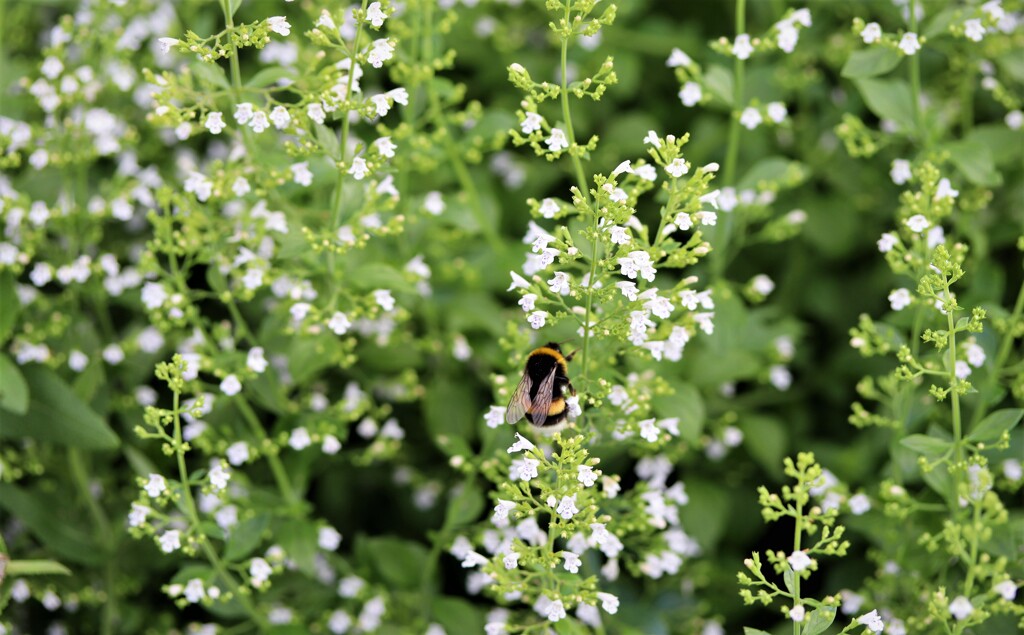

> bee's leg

[
  {"left": 565, "top": 381, "right": 576, "bottom": 396},
  {"left": 564, "top": 348, "right": 579, "bottom": 362}
]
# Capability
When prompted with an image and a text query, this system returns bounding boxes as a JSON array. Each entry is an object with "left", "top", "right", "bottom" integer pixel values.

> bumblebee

[{"left": 505, "top": 342, "right": 576, "bottom": 428}]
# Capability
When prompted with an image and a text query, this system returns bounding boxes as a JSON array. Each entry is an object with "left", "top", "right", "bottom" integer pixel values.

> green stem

[
  {"left": 945, "top": 280, "right": 963, "bottom": 510},
  {"left": 559, "top": 11, "right": 590, "bottom": 201},
  {"left": 909, "top": 0, "right": 925, "bottom": 146},
  {"left": 235, "top": 397, "right": 301, "bottom": 508},
  {"left": 792, "top": 498, "right": 802, "bottom": 635},
  {"left": 962, "top": 500, "right": 982, "bottom": 596},
  {"left": 172, "top": 390, "right": 269, "bottom": 632},
  {"left": 68, "top": 449, "right": 116, "bottom": 635},
  {"left": 714, "top": 0, "right": 746, "bottom": 279}
]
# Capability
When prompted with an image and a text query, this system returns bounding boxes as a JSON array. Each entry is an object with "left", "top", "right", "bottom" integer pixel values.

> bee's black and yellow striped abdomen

[{"left": 523, "top": 342, "right": 573, "bottom": 427}]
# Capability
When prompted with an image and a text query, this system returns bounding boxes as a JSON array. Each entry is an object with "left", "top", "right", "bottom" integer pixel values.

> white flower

[
  {"left": 220, "top": 374, "right": 242, "bottom": 396},
  {"left": 503, "top": 550, "right": 520, "bottom": 569},
  {"left": 964, "top": 18, "right": 985, "bottom": 42},
  {"left": 611, "top": 160, "right": 633, "bottom": 176},
  {"left": 518, "top": 458, "right": 540, "bottom": 481},
  {"left": 545, "top": 128, "right": 569, "bottom": 152},
  {"left": 544, "top": 598, "right": 566, "bottom": 622},
  {"left": 508, "top": 433, "right": 535, "bottom": 453},
  {"left": 368, "top": 38, "right": 395, "bottom": 68},
  {"left": 484, "top": 406, "right": 505, "bottom": 429},
  {"left": 597, "top": 592, "right": 619, "bottom": 614},
  {"left": 905, "top": 214, "right": 929, "bottom": 233},
  {"left": 289, "top": 427, "right": 312, "bottom": 450},
  {"left": 890, "top": 158, "right": 912, "bottom": 184},
  {"left": 144, "top": 473, "right": 167, "bottom": 498},
  {"left": 249, "top": 111, "right": 269, "bottom": 133},
  {"left": 1007, "top": 110, "right": 1023, "bottom": 130},
  {"left": 860, "top": 22, "right": 882, "bottom": 44},
  {"left": 128, "top": 502, "right": 149, "bottom": 527},
  {"left": 538, "top": 198, "right": 559, "bottom": 218},
  {"left": 521, "top": 112, "right": 544, "bottom": 135},
  {"left": 766, "top": 101, "right": 788, "bottom": 123},
  {"left": 639, "top": 418, "right": 659, "bottom": 442},
  {"left": 518, "top": 293, "right": 537, "bottom": 312},
  {"left": 247, "top": 347, "right": 268, "bottom": 373},
  {"left": 232, "top": 176, "right": 251, "bottom": 197},
  {"left": 994, "top": 579, "right": 1018, "bottom": 601},
  {"left": 547, "top": 272, "right": 570, "bottom": 295},
  {"left": 769, "top": 364, "right": 792, "bottom": 390},
  {"left": 733, "top": 33, "right": 754, "bottom": 60},
  {"left": 562, "top": 551, "right": 582, "bottom": 573},
  {"left": 349, "top": 157, "right": 369, "bottom": 180},
  {"left": 141, "top": 282, "right": 167, "bottom": 310},
  {"left": 898, "top": 32, "right": 921, "bottom": 55},
  {"left": 209, "top": 463, "right": 231, "bottom": 490},
  {"left": 678, "top": 81, "right": 702, "bottom": 106},
  {"left": 507, "top": 271, "right": 530, "bottom": 291},
  {"left": 955, "top": 360, "right": 972, "bottom": 379},
  {"left": 848, "top": 493, "right": 871, "bottom": 515},
  {"left": 68, "top": 350, "right": 89, "bottom": 372},
  {"left": 226, "top": 441, "right": 249, "bottom": 466},
  {"left": 935, "top": 178, "right": 958, "bottom": 200},
  {"left": 424, "top": 191, "right": 445, "bottom": 215},
  {"left": 949, "top": 595, "right": 973, "bottom": 620},
  {"left": 777, "top": 24, "right": 798, "bottom": 53},
  {"left": 740, "top": 107, "right": 762, "bottom": 130},
  {"left": 267, "top": 16, "right": 292, "bottom": 36},
  {"left": 696, "top": 211, "right": 717, "bottom": 226},
  {"left": 527, "top": 310, "right": 548, "bottom": 329},
  {"left": 789, "top": 605, "right": 806, "bottom": 622},
  {"left": 234, "top": 102, "right": 254, "bottom": 125},
  {"left": 566, "top": 394, "right": 582, "bottom": 419},
  {"left": 965, "top": 342, "right": 986, "bottom": 367},
  {"left": 751, "top": 274, "right": 775, "bottom": 296},
  {"left": 157, "top": 38, "right": 180, "bottom": 54},
  {"left": 322, "top": 435, "right": 342, "bottom": 454},
  {"left": 556, "top": 495, "right": 579, "bottom": 519},
  {"left": 618, "top": 250, "right": 657, "bottom": 282},
  {"left": 319, "top": 526, "right": 343, "bottom": 551},
  {"left": 269, "top": 106, "right": 291, "bottom": 130},
  {"left": 307, "top": 102, "right": 326, "bottom": 124},
  {"left": 577, "top": 464, "right": 597, "bottom": 486},
  {"left": 158, "top": 529, "right": 181, "bottom": 553},
  {"left": 877, "top": 232, "right": 898, "bottom": 253},
  {"left": 665, "top": 158, "right": 689, "bottom": 178},
  {"left": 328, "top": 312, "right": 351, "bottom": 335},
  {"left": 616, "top": 281, "right": 639, "bottom": 301},
  {"left": 666, "top": 48, "right": 692, "bottom": 67},
  {"left": 856, "top": 610, "right": 884, "bottom": 633},
  {"left": 787, "top": 550, "right": 812, "bottom": 572},
  {"left": 888, "top": 288, "right": 911, "bottom": 311},
  {"left": 366, "top": 2, "right": 387, "bottom": 28},
  {"left": 492, "top": 499, "right": 516, "bottom": 523},
  {"left": 373, "top": 289, "right": 396, "bottom": 311},
  {"left": 205, "top": 111, "right": 226, "bottom": 134},
  {"left": 250, "top": 558, "right": 273, "bottom": 586}
]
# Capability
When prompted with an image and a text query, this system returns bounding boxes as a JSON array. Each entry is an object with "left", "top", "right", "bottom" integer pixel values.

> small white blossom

[
  {"left": 578, "top": 465, "right": 597, "bottom": 487},
  {"left": 857, "top": 610, "right": 884, "bottom": 633},
  {"left": 250, "top": 558, "right": 273, "bottom": 587},
  {"left": 905, "top": 214, "right": 929, "bottom": 233},
  {"left": 949, "top": 596, "right": 973, "bottom": 620},
  {"left": 289, "top": 427, "right": 312, "bottom": 450},
  {"left": 527, "top": 310, "right": 548, "bottom": 329},
  {"left": 994, "top": 579, "right": 1018, "bottom": 601},
  {"left": 860, "top": 22, "right": 882, "bottom": 44},
  {"left": 964, "top": 18, "right": 985, "bottom": 42},
  {"left": 269, "top": 106, "right": 291, "bottom": 130},
  {"left": 143, "top": 473, "right": 167, "bottom": 498},
  {"left": 267, "top": 16, "right": 292, "bottom": 36},
  {"left": 740, "top": 107, "right": 762, "bottom": 130},
  {"left": 545, "top": 128, "right": 569, "bottom": 152},
  {"left": 521, "top": 112, "right": 544, "bottom": 134},
  {"left": 508, "top": 433, "right": 535, "bottom": 454},
  {"left": 733, "top": 33, "right": 754, "bottom": 60},
  {"left": 518, "top": 293, "right": 537, "bottom": 312},
  {"left": 679, "top": 81, "right": 702, "bottom": 106},
  {"left": 544, "top": 598, "right": 566, "bottom": 622},
  {"left": 349, "top": 157, "right": 369, "bottom": 180},
  {"left": 247, "top": 347, "right": 268, "bottom": 373},
  {"left": 766, "top": 102, "right": 788, "bottom": 123},
  {"left": 848, "top": 493, "right": 871, "bottom": 515},
  {"left": 226, "top": 441, "right": 249, "bottom": 466},
  {"left": 787, "top": 550, "right": 812, "bottom": 572},
  {"left": 319, "top": 526, "right": 343, "bottom": 551},
  {"left": 234, "top": 102, "right": 254, "bottom": 125},
  {"left": 935, "top": 178, "right": 959, "bottom": 200},
  {"left": 484, "top": 406, "right": 505, "bottom": 429},
  {"left": 888, "top": 288, "right": 911, "bottom": 311},
  {"left": 666, "top": 48, "right": 692, "bottom": 67},
  {"left": 424, "top": 191, "right": 445, "bottom": 215},
  {"left": 790, "top": 605, "right": 806, "bottom": 622},
  {"left": 877, "top": 232, "right": 898, "bottom": 253},
  {"left": 898, "top": 32, "right": 921, "bottom": 56},
  {"left": 328, "top": 312, "right": 352, "bottom": 335},
  {"left": 220, "top": 374, "right": 242, "bottom": 396},
  {"left": 205, "top": 111, "right": 226, "bottom": 134},
  {"left": 890, "top": 158, "right": 912, "bottom": 184},
  {"left": 562, "top": 551, "right": 582, "bottom": 573},
  {"left": 367, "top": 38, "right": 395, "bottom": 68},
  {"left": 366, "top": 2, "right": 387, "bottom": 28},
  {"left": 208, "top": 463, "right": 231, "bottom": 491},
  {"left": 596, "top": 592, "right": 619, "bottom": 614},
  {"left": 373, "top": 289, "right": 396, "bottom": 311},
  {"left": 556, "top": 495, "right": 579, "bottom": 519},
  {"left": 665, "top": 158, "right": 689, "bottom": 178},
  {"left": 159, "top": 529, "right": 181, "bottom": 553}
]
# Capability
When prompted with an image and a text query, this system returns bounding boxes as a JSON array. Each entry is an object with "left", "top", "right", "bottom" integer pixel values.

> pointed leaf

[
  {"left": 968, "top": 408, "right": 1023, "bottom": 443},
  {"left": 842, "top": 47, "right": 902, "bottom": 79},
  {"left": 803, "top": 605, "right": 838, "bottom": 635},
  {"left": 899, "top": 434, "right": 951, "bottom": 458},
  {"left": 0, "top": 271, "right": 18, "bottom": 343},
  {"left": 0, "top": 366, "right": 119, "bottom": 450},
  {"left": 0, "top": 353, "right": 28, "bottom": 414}
]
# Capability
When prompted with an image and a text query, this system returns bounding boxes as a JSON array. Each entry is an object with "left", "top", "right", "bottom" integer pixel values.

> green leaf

[
  {"left": 783, "top": 568, "right": 796, "bottom": 594},
  {"left": 423, "top": 378, "right": 478, "bottom": 455},
  {"left": 924, "top": 7, "right": 959, "bottom": 39},
  {"left": 314, "top": 122, "right": 341, "bottom": 161},
  {"left": 432, "top": 597, "right": 485, "bottom": 634},
  {"left": 651, "top": 383, "right": 705, "bottom": 443},
  {"left": 444, "top": 481, "right": 484, "bottom": 528},
  {"left": 968, "top": 408, "right": 1023, "bottom": 443},
  {"left": 744, "top": 629, "right": 772, "bottom": 635},
  {"left": 190, "top": 62, "right": 230, "bottom": 89},
  {"left": 704, "top": 65, "right": 734, "bottom": 105},
  {"left": 357, "top": 536, "right": 429, "bottom": 590},
  {"left": 0, "top": 353, "right": 28, "bottom": 414},
  {"left": 677, "top": 478, "right": 730, "bottom": 550},
  {"left": 841, "top": 47, "right": 902, "bottom": 79},
  {"left": 740, "top": 415, "right": 787, "bottom": 479},
  {"left": 228, "top": 0, "right": 244, "bottom": 18},
  {"left": 276, "top": 519, "right": 318, "bottom": 575},
  {"left": 945, "top": 139, "right": 1000, "bottom": 186},
  {"left": 738, "top": 156, "right": 808, "bottom": 191},
  {"left": 224, "top": 514, "right": 269, "bottom": 562},
  {"left": 0, "top": 271, "right": 18, "bottom": 343},
  {"left": 347, "top": 263, "right": 415, "bottom": 294},
  {"left": 5, "top": 559, "right": 72, "bottom": 576},
  {"left": 900, "top": 434, "right": 952, "bottom": 458},
  {"left": 854, "top": 78, "right": 916, "bottom": 133},
  {"left": 0, "top": 365, "right": 120, "bottom": 450},
  {"left": 246, "top": 67, "right": 294, "bottom": 88},
  {"left": 803, "top": 605, "right": 838, "bottom": 635},
  {"left": 0, "top": 483, "right": 105, "bottom": 566}
]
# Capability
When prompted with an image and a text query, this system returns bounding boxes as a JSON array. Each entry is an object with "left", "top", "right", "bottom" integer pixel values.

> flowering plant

[{"left": 1, "top": 1, "right": 1021, "bottom": 634}]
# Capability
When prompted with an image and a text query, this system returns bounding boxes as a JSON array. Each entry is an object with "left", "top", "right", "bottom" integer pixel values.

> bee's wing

[
  {"left": 505, "top": 372, "right": 533, "bottom": 424},
  {"left": 527, "top": 365, "right": 558, "bottom": 428}
]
